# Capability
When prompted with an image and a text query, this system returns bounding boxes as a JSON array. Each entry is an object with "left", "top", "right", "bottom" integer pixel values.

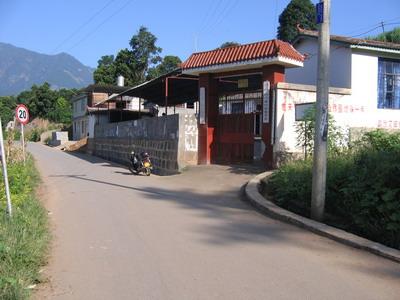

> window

[{"left": 378, "top": 58, "right": 400, "bottom": 109}]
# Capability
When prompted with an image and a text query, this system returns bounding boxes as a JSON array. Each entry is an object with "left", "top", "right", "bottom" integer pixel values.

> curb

[{"left": 245, "top": 171, "right": 400, "bottom": 263}]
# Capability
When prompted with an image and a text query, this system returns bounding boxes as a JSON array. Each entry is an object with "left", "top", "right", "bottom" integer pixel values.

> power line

[
  {"left": 198, "top": 0, "right": 224, "bottom": 36},
  {"left": 66, "top": 0, "right": 134, "bottom": 52},
  {"left": 206, "top": 0, "right": 239, "bottom": 36},
  {"left": 51, "top": 0, "right": 117, "bottom": 54}
]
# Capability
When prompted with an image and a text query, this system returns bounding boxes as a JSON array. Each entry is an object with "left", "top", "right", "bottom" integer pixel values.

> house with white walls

[
  {"left": 71, "top": 84, "right": 146, "bottom": 140},
  {"left": 275, "top": 29, "right": 400, "bottom": 156}
]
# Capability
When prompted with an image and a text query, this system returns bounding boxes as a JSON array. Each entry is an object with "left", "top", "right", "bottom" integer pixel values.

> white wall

[
  {"left": 273, "top": 86, "right": 352, "bottom": 154},
  {"left": 72, "top": 96, "right": 88, "bottom": 119},
  {"left": 286, "top": 39, "right": 352, "bottom": 88}
]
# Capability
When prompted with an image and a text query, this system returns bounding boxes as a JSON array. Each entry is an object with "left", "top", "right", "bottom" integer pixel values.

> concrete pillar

[
  {"left": 262, "top": 65, "right": 285, "bottom": 168},
  {"left": 198, "top": 73, "right": 218, "bottom": 164}
]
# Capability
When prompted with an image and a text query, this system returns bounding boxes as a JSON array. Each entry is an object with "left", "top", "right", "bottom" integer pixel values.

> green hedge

[{"left": 264, "top": 130, "right": 400, "bottom": 249}]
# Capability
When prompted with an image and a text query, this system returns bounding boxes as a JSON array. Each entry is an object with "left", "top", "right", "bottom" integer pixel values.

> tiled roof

[
  {"left": 295, "top": 28, "right": 400, "bottom": 51},
  {"left": 181, "top": 39, "right": 304, "bottom": 70}
]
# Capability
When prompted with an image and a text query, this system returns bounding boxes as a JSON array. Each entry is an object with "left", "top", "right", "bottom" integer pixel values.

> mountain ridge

[{"left": 0, "top": 42, "right": 94, "bottom": 96}]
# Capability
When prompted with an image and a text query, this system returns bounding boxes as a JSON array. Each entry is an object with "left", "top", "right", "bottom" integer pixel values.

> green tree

[
  {"left": 277, "top": 0, "right": 317, "bottom": 42},
  {"left": 147, "top": 55, "right": 182, "bottom": 79},
  {"left": 47, "top": 97, "right": 72, "bottom": 124},
  {"left": 368, "top": 27, "right": 400, "bottom": 43},
  {"left": 20, "top": 83, "right": 57, "bottom": 119},
  {"left": 93, "top": 55, "right": 117, "bottom": 85},
  {"left": 0, "top": 96, "right": 17, "bottom": 127},
  {"left": 114, "top": 49, "right": 137, "bottom": 86},
  {"left": 129, "top": 26, "right": 162, "bottom": 84},
  {"left": 218, "top": 41, "right": 241, "bottom": 49}
]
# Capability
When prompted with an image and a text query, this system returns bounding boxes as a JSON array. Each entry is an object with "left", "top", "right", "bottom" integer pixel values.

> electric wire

[
  {"left": 66, "top": 0, "right": 134, "bottom": 52},
  {"left": 51, "top": 0, "right": 117, "bottom": 54}
]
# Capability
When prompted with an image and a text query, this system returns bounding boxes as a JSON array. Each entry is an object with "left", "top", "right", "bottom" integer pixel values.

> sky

[{"left": 0, "top": 0, "right": 399, "bottom": 68}]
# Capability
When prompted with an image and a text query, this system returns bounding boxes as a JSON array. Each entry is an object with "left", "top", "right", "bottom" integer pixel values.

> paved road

[{"left": 30, "top": 143, "right": 400, "bottom": 300}]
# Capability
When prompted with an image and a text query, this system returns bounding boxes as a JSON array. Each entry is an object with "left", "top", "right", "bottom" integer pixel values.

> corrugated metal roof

[{"left": 181, "top": 39, "right": 304, "bottom": 70}]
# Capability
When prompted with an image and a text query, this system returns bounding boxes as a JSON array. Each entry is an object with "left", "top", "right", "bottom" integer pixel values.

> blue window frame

[{"left": 378, "top": 58, "right": 400, "bottom": 109}]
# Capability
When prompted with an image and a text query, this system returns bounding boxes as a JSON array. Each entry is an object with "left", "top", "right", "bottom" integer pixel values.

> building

[
  {"left": 181, "top": 39, "right": 304, "bottom": 167},
  {"left": 286, "top": 28, "right": 400, "bottom": 128},
  {"left": 71, "top": 84, "right": 143, "bottom": 140},
  {"left": 276, "top": 29, "right": 400, "bottom": 156}
]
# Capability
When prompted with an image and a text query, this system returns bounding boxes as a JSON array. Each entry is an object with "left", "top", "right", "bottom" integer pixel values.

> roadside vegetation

[
  {"left": 0, "top": 141, "right": 50, "bottom": 299},
  {"left": 263, "top": 112, "right": 400, "bottom": 250}
]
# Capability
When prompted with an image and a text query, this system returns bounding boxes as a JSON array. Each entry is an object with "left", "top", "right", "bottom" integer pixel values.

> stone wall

[{"left": 92, "top": 114, "right": 198, "bottom": 175}]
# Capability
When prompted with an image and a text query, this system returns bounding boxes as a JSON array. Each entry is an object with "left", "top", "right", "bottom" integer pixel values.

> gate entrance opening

[{"left": 213, "top": 74, "right": 263, "bottom": 164}]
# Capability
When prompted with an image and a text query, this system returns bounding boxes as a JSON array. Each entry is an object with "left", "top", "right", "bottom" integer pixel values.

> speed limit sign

[{"left": 16, "top": 104, "right": 30, "bottom": 125}]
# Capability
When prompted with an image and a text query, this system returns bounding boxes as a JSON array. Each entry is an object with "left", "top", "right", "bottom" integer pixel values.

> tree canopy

[
  {"left": 94, "top": 26, "right": 170, "bottom": 86},
  {"left": 147, "top": 55, "right": 182, "bottom": 79},
  {"left": 0, "top": 83, "right": 77, "bottom": 127},
  {"left": 368, "top": 27, "right": 400, "bottom": 44},
  {"left": 218, "top": 41, "right": 241, "bottom": 49},
  {"left": 93, "top": 55, "right": 116, "bottom": 85},
  {"left": 277, "top": 0, "right": 317, "bottom": 42}
]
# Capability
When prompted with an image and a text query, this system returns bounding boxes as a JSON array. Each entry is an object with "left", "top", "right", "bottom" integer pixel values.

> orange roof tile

[{"left": 181, "top": 39, "right": 304, "bottom": 70}]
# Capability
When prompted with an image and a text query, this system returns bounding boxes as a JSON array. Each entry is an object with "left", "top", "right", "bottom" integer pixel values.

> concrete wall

[
  {"left": 286, "top": 39, "right": 352, "bottom": 88},
  {"left": 92, "top": 114, "right": 198, "bottom": 175}
]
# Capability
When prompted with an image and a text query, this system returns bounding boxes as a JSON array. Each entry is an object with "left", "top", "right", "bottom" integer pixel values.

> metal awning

[{"left": 100, "top": 69, "right": 199, "bottom": 107}]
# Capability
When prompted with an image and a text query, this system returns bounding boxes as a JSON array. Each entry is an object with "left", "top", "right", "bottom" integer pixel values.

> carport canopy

[{"left": 103, "top": 69, "right": 199, "bottom": 107}]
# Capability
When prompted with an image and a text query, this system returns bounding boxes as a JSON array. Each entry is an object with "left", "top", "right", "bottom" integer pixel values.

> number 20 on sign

[{"left": 15, "top": 104, "right": 30, "bottom": 164}]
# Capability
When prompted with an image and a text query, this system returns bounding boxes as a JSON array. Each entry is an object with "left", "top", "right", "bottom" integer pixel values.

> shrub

[{"left": 265, "top": 129, "right": 400, "bottom": 249}]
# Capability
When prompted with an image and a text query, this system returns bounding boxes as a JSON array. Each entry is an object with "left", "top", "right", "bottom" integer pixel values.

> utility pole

[{"left": 311, "top": 0, "right": 330, "bottom": 221}]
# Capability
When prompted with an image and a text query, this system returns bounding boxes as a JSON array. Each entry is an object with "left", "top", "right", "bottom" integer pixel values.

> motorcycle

[{"left": 129, "top": 151, "right": 152, "bottom": 176}]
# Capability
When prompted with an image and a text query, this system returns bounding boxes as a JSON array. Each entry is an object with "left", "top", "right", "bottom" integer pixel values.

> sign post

[
  {"left": 15, "top": 104, "right": 30, "bottom": 164},
  {"left": 0, "top": 118, "right": 12, "bottom": 217}
]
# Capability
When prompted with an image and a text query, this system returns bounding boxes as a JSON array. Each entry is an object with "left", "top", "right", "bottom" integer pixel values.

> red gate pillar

[
  {"left": 198, "top": 73, "right": 218, "bottom": 164},
  {"left": 262, "top": 65, "right": 285, "bottom": 168}
]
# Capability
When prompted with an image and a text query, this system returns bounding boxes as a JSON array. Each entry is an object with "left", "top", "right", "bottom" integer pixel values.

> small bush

[{"left": 265, "top": 129, "right": 400, "bottom": 249}]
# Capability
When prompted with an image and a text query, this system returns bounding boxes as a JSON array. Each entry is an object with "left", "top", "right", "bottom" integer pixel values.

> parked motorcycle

[{"left": 129, "top": 151, "right": 152, "bottom": 176}]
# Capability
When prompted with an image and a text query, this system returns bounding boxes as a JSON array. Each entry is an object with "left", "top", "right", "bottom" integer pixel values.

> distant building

[{"left": 71, "top": 84, "right": 143, "bottom": 140}]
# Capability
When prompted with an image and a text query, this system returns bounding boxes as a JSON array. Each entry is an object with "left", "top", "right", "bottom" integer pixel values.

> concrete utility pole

[{"left": 311, "top": 0, "right": 330, "bottom": 221}]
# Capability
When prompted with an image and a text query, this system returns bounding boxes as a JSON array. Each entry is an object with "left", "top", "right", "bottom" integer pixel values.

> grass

[{"left": 0, "top": 155, "right": 50, "bottom": 300}]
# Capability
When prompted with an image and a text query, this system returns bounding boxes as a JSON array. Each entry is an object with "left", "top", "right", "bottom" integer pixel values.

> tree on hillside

[
  {"left": 147, "top": 55, "right": 182, "bottom": 79},
  {"left": 277, "top": 0, "right": 317, "bottom": 42},
  {"left": 368, "top": 27, "right": 400, "bottom": 43},
  {"left": 218, "top": 41, "right": 241, "bottom": 49},
  {"left": 93, "top": 55, "right": 117, "bottom": 85}
]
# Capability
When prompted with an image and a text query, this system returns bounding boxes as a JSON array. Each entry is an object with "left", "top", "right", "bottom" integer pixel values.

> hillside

[{"left": 0, "top": 42, "right": 93, "bottom": 96}]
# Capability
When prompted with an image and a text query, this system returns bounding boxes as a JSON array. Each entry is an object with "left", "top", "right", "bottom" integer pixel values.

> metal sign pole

[
  {"left": 21, "top": 123, "right": 26, "bottom": 165},
  {"left": 0, "top": 118, "right": 12, "bottom": 217}
]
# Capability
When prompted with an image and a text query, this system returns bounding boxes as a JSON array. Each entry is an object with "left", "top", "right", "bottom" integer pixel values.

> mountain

[{"left": 0, "top": 42, "right": 94, "bottom": 96}]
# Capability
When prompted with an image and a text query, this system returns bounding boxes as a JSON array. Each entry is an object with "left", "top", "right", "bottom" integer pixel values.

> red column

[
  {"left": 262, "top": 65, "right": 285, "bottom": 168},
  {"left": 198, "top": 73, "right": 218, "bottom": 164}
]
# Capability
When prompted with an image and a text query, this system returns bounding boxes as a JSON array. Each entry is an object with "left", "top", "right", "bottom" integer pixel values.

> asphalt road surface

[{"left": 29, "top": 143, "right": 400, "bottom": 300}]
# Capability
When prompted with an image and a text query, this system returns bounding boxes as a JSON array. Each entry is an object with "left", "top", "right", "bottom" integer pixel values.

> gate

[{"left": 213, "top": 91, "right": 262, "bottom": 164}]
